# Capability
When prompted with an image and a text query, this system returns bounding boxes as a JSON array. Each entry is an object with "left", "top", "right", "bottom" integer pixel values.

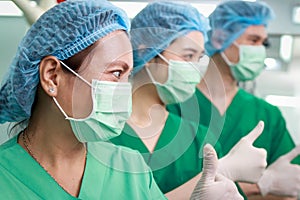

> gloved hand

[
  {"left": 258, "top": 145, "right": 300, "bottom": 197},
  {"left": 190, "top": 144, "right": 243, "bottom": 200},
  {"left": 218, "top": 121, "right": 267, "bottom": 182}
]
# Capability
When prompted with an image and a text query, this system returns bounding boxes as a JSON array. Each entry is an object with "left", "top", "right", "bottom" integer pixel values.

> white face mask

[
  {"left": 145, "top": 54, "right": 202, "bottom": 105},
  {"left": 54, "top": 61, "right": 132, "bottom": 142}
]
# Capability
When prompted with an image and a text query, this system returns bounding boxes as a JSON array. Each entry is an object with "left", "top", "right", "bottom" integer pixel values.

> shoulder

[
  {"left": 88, "top": 141, "right": 151, "bottom": 173},
  {"left": 238, "top": 89, "right": 281, "bottom": 114},
  {"left": 238, "top": 90, "right": 286, "bottom": 130}
]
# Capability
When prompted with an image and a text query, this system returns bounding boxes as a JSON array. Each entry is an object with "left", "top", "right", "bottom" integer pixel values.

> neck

[
  {"left": 127, "top": 70, "right": 169, "bottom": 152},
  {"left": 17, "top": 87, "right": 87, "bottom": 197},
  {"left": 19, "top": 95, "right": 86, "bottom": 165},
  {"left": 130, "top": 68, "right": 168, "bottom": 127},
  {"left": 197, "top": 54, "right": 239, "bottom": 114}
]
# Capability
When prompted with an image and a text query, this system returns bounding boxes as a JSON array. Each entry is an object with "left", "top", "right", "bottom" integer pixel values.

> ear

[
  {"left": 137, "top": 44, "right": 147, "bottom": 58},
  {"left": 210, "top": 30, "right": 226, "bottom": 50},
  {"left": 39, "top": 56, "right": 61, "bottom": 97}
]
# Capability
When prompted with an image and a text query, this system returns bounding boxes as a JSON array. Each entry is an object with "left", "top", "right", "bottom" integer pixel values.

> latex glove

[
  {"left": 190, "top": 144, "right": 243, "bottom": 200},
  {"left": 218, "top": 121, "right": 267, "bottom": 182},
  {"left": 258, "top": 145, "right": 300, "bottom": 197}
]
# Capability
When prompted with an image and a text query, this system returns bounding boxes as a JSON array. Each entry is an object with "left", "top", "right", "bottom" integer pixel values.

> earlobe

[
  {"left": 211, "top": 30, "right": 224, "bottom": 50},
  {"left": 39, "top": 56, "right": 60, "bottom": 97},
  {"left": 49, "top": 88, "right": 55, "bottom": 94}
]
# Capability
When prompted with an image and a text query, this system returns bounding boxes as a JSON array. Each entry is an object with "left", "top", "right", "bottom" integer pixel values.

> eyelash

[
  {"left": 198, "top": 55, "right": 204, "bottom": 61},
  {"left": 183, "top": 54, "right": 194, "bottom": 60},
  {"left": 112, "top": 70, "right": 122, "bottom": 79}
]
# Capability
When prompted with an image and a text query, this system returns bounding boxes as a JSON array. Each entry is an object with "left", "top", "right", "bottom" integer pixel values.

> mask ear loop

[
  {"left": 221, "top": 51, "right": 235, "bottom": 66},
  {"left": 157, "top": 53, "right": 174, "bottom": 83},
  {"left": 157, "top": 53, "right": 169, "bottom": 65},
  {"left": 54, "top": 61, "right": 93, "bottom": 120},
  {"left": 59, "top": 61, "right": 92, "bottom": 87},
  {"left": 220, "top": 41, "right": 240, "bottom": 66},
  {"left": 228, "top": 41, "right": 241, "bottom": 65},
  {"left": 232, "top": 41, "right": 240, "bottom": 48},
  {"left": 53, "top": 97, "right": 69, "bottom": 119},
  {"left": 145, "top": 66, "right": 157, "bottom": 84},
  {"left": 144, "top": 53, "right": 168, "bottom": 84}
]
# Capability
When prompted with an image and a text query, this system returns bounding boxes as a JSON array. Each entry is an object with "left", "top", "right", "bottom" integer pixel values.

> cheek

[
  {"left": 152, "top": 64, "right": 169, "bottom": 84},
  {"left": 71, "top": 79, "right": 93, "bottom": 118},
  {"left": 160, "top": 66, "right": 169, "bottom": 83},
  {"left": 224, "top": 45, "right": 240, "bottom": 63},
  {"left": 163, "top": 51, "right": 183, "bottom": 61},
  {"left": 99, "top": 73, "right": 117, "bottom": 82}
]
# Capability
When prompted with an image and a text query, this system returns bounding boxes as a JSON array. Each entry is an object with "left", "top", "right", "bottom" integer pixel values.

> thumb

[
  {"left": 201, "top": 144, "right": 218, "bottom": 183},
  {"left": 243, "top": 121, "right": 264, "bottom": 144},
  {"left": 215, "top": 173, "right": 228, "bottom": 182},
  {"left": 281, "top": 145, "right": 300, "bottom": 162}
]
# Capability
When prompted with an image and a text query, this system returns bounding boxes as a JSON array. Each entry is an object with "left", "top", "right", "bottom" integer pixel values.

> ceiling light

[
  {"left": 293, "top": 6, "right": 300, "bottom": 24},
  {"left": 280, "top": 35, "right": 293, "bottom": 62}
]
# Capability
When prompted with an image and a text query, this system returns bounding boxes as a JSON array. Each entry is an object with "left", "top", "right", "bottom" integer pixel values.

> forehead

[
  {"left": 91, "top": 31, "right": 132, "bottom": 63},
  {"left": 96, "top": 31, "right": 132, "bottom": 58},
  {"left": 78, "top": 31, "right": 133, "bottom": 74},
  {"left": 166, "top": 31, "right": 205, "bottom": 51}
]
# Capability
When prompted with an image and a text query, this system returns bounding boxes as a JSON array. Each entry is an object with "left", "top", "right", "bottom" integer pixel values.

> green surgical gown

[
  {"left": 111, "top": 112, "right": 222, "bottom": 193},
  {"left": 168, "top": 88, "right": 300, "bottom": 199},
  {"left": 0, "top": 135, "right": 166, "bottom": 200}
]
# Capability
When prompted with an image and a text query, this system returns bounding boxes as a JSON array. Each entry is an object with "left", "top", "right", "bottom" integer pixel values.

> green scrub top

[
  {"left": 168, "top": 88, "right": 300, "bottom": 198},
  {"left": 110, "top": 112, "right": 222, "bottom": 193},
  {"left": 0, "top": 135, "right": 166, "bottom": 200}
]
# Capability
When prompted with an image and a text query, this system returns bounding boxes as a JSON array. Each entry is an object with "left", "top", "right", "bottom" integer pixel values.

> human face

[
  {"left": 147, "top": 31, "right": 205, "bottom": 84},
  {"left": 64, "top": 31, "right": 133, "bottom": 118},
  {"left": 223, "top": 25, "right": 268, "bottom": 64}
]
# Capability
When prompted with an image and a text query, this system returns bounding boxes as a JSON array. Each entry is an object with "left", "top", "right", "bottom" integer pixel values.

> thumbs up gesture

[
  {"left": 258, "top": 145, "right": 300, "bottom": 197},
  {"left": 218, "top": 121, "right": 267, "bottom": 182},
  {"left": 190, "top": 144, "right": 243, "bottom": 200}
]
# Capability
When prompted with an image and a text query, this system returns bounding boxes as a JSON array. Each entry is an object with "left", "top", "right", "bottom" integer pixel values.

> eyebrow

[
  {"left": 183, "top": 48, "right": 205, "bottom": 54},
  {"left": 107, "top": 60, "right": 130, "bottom": 70},
  {"left": 247, "top": 34, "right": 266, "bottom": 41}
]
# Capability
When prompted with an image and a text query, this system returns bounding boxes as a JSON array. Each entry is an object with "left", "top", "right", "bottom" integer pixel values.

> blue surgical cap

[
  {"left": 205, "top": 0, "right": 275, "bottom": 56},
  {"left": 130, "top": 1, "right": 209, "bottom": 74},
  {"left": 0, "top": 0, "right": 130, "bottom": 123}
]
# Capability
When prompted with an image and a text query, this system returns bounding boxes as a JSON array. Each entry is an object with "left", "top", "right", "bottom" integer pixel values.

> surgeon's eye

[
  {"left": 183, "top": 54, "right": 194, "bottom": 61},
  {"left": 112, "top": 71, "right": 122, "bottom": 79},
  {"left": 198, "top": 54, "right": 205, "bottom": 61}
]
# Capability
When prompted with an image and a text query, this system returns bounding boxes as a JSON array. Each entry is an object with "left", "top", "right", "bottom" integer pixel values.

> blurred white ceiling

[{"left": 1, "top": 0, "right": 300, "bottom": 69}]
